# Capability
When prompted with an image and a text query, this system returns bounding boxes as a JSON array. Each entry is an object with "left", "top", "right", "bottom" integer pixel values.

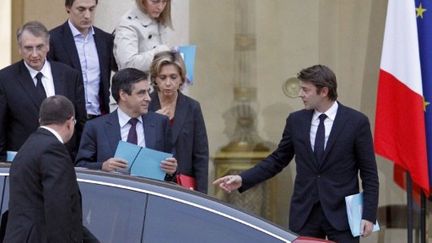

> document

[
  {"left": 6, "top": 151, "right": 17, "bottom": 162},
  {"left": 114, "top": 141, "right": 171, "bottom": 181},
  {"left": 345, "top": 192, "right": 380, "bottom": 237},
  {"left": 178, "top": 45, "right": 196, "bottom": 84}
]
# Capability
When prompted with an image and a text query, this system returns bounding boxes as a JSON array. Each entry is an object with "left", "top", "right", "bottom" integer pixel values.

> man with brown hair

[
  {"left": 49, "top": 0, "right": 114, "bottom": 119},
  {"left": 214, "top": 65, "right": 379, "bottom": 242}
]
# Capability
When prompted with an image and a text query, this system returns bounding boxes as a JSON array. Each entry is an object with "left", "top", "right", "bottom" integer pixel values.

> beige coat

[{"left": 114, "top": 4, "right": 170, "bottom": 71}]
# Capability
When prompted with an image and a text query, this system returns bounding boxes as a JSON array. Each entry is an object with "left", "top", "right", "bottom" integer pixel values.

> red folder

[{"left": 176, "top": 174, "right": 196, "bottom": 190}]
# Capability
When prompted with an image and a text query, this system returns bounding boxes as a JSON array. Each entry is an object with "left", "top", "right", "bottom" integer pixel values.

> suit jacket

[
  {"left": 149, "top": 92, "right": 209, "bottom": 193},
  {"left": 48, "top": 21, "right": 114, "bottom": 114},
  {"left": 0, "top": 60, "right": 87, "bottom": 161},
  {"left": 4, "top": 128, "right": 83, "bottom": 243},
  {"left": 75, "top": 110, "right": 172, "bottom": 171},
  {"left": 239, "top": 103, "right": 379, "bottom": 232}
]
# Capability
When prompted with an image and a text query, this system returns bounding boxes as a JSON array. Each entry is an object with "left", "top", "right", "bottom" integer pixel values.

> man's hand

[
  {"left": 212, "top": 175, "right": 242, "bottom": 193},
  {"left": 102, "top": 158, "right": 128, "bottom": 172},
  {"left": 161, "top": 157, "right": 177, "bottom": 175},
  {"left": 360, "top": 219, "right": 374, "bottom": 237}
]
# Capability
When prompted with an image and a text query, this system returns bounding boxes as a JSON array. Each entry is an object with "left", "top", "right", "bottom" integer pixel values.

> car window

[
  {"left": 79, "top": 181, "right": 148, "bottom": 243},
  {"left": 0, "top": 177, "right": 7, "bottom": 215},
  {"left": 0, "top": 176, "right": 7, "bottom": 241},
  {"left": 142, "top": 195, "right": 286, "bottom": 243}
]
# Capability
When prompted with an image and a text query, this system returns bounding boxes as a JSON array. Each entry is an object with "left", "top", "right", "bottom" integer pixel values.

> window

[
  {"left": 79, "top": 182, "right": 148, "bottom": 243},
  {"left": 143, "top": 195, "right": 285, "bottom": 243}
]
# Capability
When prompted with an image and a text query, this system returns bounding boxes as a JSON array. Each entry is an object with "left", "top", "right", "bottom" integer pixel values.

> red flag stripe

[{"left": 375, "top": 69, "right": 429, "bottom": 192}]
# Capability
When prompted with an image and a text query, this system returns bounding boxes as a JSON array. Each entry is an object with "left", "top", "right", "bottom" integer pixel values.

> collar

[
  {"left": 24, "top": 60, "right": 51, "bottom": 79},
  {"left": 130, "top": 3, "right": 156, "bottom": 26},
  {"left": 117, "top": 107, "right": 143, "bottom": 128},
  {"left": 313, "top": 101, "right": 338, "bottom": 122},
  {"left": 40, "top": 126, "right": 64, "bottom": 144},
  {"left": 68, "top": 19, "right": 95, "bottom": 37}
]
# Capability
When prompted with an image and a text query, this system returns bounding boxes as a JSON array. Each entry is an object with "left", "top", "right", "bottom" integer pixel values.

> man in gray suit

[{"left": 76, "top": 68, "right": 177, "bottom": 180}]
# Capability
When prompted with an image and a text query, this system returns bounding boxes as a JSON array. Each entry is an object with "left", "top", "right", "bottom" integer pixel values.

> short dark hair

[
  {"left": 16, "top": 21, "right": 50, "bottom": 46},
  {"left": 297, "top": 64, "right": 338, "bottom": 101},
  {"left": 111, "top": 68, "right": 149, "bottom": 103},
  {"left": 39, "top": 95, "right": 75, "bottom": 126},
  {"left": 65, "top": 0, "right": 98, "bottom": 7}
]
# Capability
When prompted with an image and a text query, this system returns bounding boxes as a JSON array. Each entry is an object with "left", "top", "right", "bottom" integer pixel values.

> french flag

[{"left": 374, "top": 0, "right": 430, "bottom": 193}]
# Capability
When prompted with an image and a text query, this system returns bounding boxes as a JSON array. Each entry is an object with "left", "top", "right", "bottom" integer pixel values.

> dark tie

[
  {"left": 35, "top": 72, "right": 47, "bottom": 103},
  {"left": 127, "top": 118, "right": 139, "bottom": 145},
  {"left": 314, "top": 114, "right": 327, "bottom": 164}
]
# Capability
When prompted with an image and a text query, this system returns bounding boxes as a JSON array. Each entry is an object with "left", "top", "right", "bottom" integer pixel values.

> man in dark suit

[
  {"left": 4, "top": 95, "right": 82, "bottom": 242},
  {"left": 76, "top": 68, "right": 177, "bottom": 179},
  {"left": 213, "top": 65, "right": 379, "bottom": 242},
  {"left": 0, "top": 21, "right": 86, "bottom": 161},
  {"left": 48, "top": 0, "right": 114, "bottom": 118}
]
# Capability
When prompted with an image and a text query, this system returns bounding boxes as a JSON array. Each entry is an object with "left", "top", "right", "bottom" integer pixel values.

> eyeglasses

[{"left": 149, "top": 0, "right": 168, "bottom": 5}]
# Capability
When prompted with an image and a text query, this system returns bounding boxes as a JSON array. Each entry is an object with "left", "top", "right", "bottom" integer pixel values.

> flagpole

[
  {"left": 420, "top": 192, "right": 426, "bottom": 243},
  {"left": 406, "top": 172, "right": 414, "bottom": 243}
]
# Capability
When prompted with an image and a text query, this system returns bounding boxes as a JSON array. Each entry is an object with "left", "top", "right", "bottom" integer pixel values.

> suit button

[
  {"left": 148, "top": 35, "right": 152, "bottom": 39},
  {"left": 317, "top": 175, "right": 320, "bottom": 178}
]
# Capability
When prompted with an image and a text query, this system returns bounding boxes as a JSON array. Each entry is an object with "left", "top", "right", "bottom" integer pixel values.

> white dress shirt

[
  {"left": 310, "top": 101, "right": 339, "bottom": 151},
  {"left": 68, "top": 20, "right": 101, "bottom": 116},
  {"left": 24, "top": 60, "right": 55, "bottom": 97},
  {"left": 117, "top": 107, "right": 146, "bottom": 147},
  {"left": 40, "top": 126, "right": 64, "bottom": 144}
]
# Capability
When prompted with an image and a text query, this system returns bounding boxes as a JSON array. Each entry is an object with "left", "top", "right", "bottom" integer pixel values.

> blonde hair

[
  {"left": 136, "top": 0, "right": 172, "bottom": 28},
  {"left": 150, "top": 51, "right": 186, "bottom": 88}
]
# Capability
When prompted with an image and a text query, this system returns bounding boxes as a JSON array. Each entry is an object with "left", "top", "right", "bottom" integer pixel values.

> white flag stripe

[{"left": 380, "top": 0, "right": 423, "bottom": 95}]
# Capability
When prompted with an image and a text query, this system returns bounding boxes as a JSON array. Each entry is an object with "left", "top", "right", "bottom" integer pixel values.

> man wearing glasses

[{"left": 0, "top": 21, "right": 86, "bottom": 161}]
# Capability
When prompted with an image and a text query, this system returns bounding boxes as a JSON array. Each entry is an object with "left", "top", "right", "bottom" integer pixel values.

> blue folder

[
  {"left": 178, "top": 45, "right": 196, "bottom": 84},
  {"left": 345, "top": 192, "right": 380, "bottom": 237},
  {"left": 114, "top": 141, "right": 171, "bottom": 181},
  {"left": 6, "top": 151, "right": 17, "bottom": 162}
]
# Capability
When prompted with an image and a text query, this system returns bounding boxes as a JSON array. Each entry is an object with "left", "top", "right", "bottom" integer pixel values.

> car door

[
  {"left": 142, "top": 194, "right": 290, "bottom": 243},
  {"left": 78, "top": 180, "right": 148, "bottom": 243}
]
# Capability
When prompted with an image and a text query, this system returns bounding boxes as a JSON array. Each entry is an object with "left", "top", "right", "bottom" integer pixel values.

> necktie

[
  {"left": 127, "top": 118, "right": 139, "bottom": 144},
  {"left": 314, "top": 114, "right": 327, "bottom": 164},
  {"left": 35, "top": 72, "right": 47, "bottom": 103}
]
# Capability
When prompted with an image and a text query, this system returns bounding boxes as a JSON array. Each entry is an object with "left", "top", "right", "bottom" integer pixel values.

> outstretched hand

[{"left": 213, "top": 175, "right": 242, "bottom": 193}]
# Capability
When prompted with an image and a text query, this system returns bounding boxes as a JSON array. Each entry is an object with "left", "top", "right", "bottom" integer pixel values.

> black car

[{"left": 0, "top": 164, "right": 331, "bottom": 243}]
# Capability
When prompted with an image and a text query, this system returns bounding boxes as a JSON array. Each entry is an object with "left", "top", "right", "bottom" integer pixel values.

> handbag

[{"left": 176, "top": 174, "right": 196, "bottom": 190}]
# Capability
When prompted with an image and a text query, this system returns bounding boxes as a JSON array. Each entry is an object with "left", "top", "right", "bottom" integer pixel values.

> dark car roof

[{"left": 0, "top": 163, "right": 296, "bottom": 242}]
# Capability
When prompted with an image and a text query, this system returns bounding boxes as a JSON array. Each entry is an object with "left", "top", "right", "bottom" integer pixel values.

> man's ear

[
  {"left": 320, "top": 87, "right": 329, "bottom": 97},
  {"left": 119, "top": 89, "right": 127, "bottom": 101}
]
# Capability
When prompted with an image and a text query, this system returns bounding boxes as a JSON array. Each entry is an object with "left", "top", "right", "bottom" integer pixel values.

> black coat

[
  {"left": 48, "top": 21, "right": 115, "bottom": 114},
  {"left": 0, "top": 60, "right": 86, "bottom": 161},
  {"left": 239, "top": 103, "right": 379, "bottom": 232},
  {"left": 149, "top": 92, "right": 209, "bottom": 193},
  {"left": 4, "top": 128, "right": 83, "bottom": 242}
]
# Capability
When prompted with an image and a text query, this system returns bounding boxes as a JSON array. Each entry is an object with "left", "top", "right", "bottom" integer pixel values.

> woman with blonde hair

[
  {"left": 114, "top": 0, "right": 172, "bottom": 71},
  {"left": 149, "top": 51, "right": 209, "bottom": 193}
]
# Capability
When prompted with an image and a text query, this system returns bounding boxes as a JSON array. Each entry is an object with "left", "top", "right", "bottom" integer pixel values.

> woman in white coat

[{"left": 114, "top": 0, "right": 172, "bottom": 71}]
